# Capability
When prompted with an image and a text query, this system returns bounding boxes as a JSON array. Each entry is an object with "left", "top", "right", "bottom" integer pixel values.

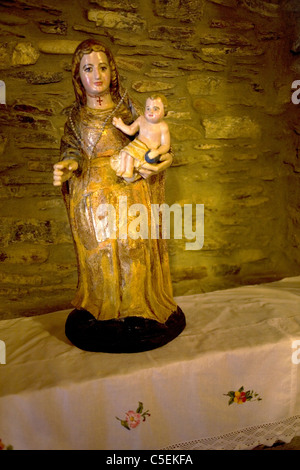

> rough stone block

[
  {"left": 208, "top": 0, "right": 237, "bottom": 6},
  {"left": 0, "top": 218, "right": 72, "bottom": 245},
  {"left": 89, "top": 0, "right": 138, "bottom": 11},
  {"left": 0, "top": 134, "right": 8, "bottom": 155},
  {"left": 131, "top": 80, "right": 175, "bottom": 92},
  {"left": 0, "top": 107, "right": 54, "bottom": 131},
  {"left": 168, "top": 122, "right": 204, "bottom": 141},
  {"left": 115, "top": 56, "right": 145, "bottom": 72},
  {"left": 38, "top": 40, "right": 80, "bottom": 54},
  {"left": 152, "top": 0, "right": 203, "bottom": 22},
  {"left": 0, "top": 0, "right": 61, "bottom": 15},
  {"left": 149, "top": 25, "right": 195, "bottom": 40},
  {"left": 0, "top": 244, "right": 49, "bottom": 264},
  {"left": 144, "top": 69, "right": 184, "bottom": 78},
  {"left": 192, "top": 98, "right": 218, "bottom": 115},
  {"left": 10, "top": 70, "right": 64, "bottom": 85},
  {"left": 197, "top": 46, "right": 264, "bottom": 65},
  {"left": 187, "top": 75, "right": 221, "bottom": 96},
  {"left": 38, "top": 19, "right": 67, "bottom": 35},
  {"left": 210, "top": 19, "right": 254, "bottom": 30},
  {"left": 0, "top": 271, "right": 44, "bottom": 286},
  {"left": 87, "top": 9, "right": 146, "bottom": 31},
  {"left": 203, "top": 116, "right": 261, "bottom": 139},
  {"left": 0, "top": 42, "right": 40, "bottom": 69},
  {"left": 14, "top": 132, "right": 59, "bottom": 149},
  {"left": 12, "top": 96, "right": 65, "bottom": 115},
  {"left": 119, "top": 46, "right": 186, "bottom": 60},
  {"left": 240, "top": 0, "right": 279, "bottom": 17},
  {"left": 198, "top": 33, "right": 251, "bottom": 46}
]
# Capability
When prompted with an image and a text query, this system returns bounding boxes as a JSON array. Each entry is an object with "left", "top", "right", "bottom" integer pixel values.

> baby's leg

[
  {"left": 123, "top": 154, "right": 134, "bottom": 178},
  {"left": 117, "top": 151, "right": 126, "bottom": 176}
]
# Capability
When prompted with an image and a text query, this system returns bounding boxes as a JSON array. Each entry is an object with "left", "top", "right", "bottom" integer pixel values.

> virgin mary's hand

[
  {"left": 53, "top": 159, "right": 79, "bottom": 186},
  {"left": 138, "top": 151, "right": 173, "bottom": 179}
]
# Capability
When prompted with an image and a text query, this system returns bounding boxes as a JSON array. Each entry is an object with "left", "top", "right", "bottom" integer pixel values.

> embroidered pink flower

[
  {"left": 0, "top": 439, "right": 13, "bottom": 450},
  {"left": 116, "top": 402, "right": 150, "bottom": 430},
  {"left": 125, "top": 411, "right": 141, "bottom": 429}
]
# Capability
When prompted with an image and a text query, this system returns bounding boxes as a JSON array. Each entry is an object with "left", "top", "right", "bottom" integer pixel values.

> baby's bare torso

[{"left": 138, "top": 116, "right": 165, "bottom": 150}]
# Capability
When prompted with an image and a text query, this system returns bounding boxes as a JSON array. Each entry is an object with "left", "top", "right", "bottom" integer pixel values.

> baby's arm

[{"left": 113, "top": 116, "right": 141, "bottom": 136}]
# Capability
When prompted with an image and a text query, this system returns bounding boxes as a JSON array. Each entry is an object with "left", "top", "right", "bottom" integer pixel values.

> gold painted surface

[
  {"left": 111, "top": 138, "right": 149, "bottom": 175},
  {"left": 61, "top": 104, "right": 177, "bottom": 322}
]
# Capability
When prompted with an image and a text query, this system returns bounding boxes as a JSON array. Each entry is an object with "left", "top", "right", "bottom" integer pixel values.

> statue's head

[{"left": 72, "top": 39, "right": 120, "bottom": 107}]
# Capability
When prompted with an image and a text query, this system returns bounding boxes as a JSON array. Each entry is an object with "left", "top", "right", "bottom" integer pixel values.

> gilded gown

[{"left": 60, "top": 102, "right": 177, "bottom": 323}]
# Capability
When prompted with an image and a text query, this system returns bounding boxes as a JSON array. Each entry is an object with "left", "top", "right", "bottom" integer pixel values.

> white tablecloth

[{"left": 0, "top": 276, "right": 300, "bottom": 450}]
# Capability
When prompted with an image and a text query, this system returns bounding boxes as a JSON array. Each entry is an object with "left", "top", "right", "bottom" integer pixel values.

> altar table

[{"left": 0, "top": 276, "right": 300, "bottom": 450}]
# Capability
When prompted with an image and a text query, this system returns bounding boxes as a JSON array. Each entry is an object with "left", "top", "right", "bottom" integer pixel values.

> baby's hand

[
  {"left": 112, "top": 117, "right": 123, "bottom": 128},
  {"left": 147, "top": 150, "right": 159, "bottom": 160}
]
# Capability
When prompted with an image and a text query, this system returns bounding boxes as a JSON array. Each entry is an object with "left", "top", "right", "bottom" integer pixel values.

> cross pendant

[{"left": 96, "top": 96, "right": 103, "bottom": 106}]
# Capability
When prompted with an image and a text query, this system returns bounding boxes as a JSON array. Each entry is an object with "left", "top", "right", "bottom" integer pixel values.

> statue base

[{"left": 65, "top": 307, "right": 186, "bottom": 353}]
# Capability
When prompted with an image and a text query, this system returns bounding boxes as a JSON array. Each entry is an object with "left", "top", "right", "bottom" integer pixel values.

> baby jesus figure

[{"left": 112, "top": 95, "right": 170, "bottom": 179}]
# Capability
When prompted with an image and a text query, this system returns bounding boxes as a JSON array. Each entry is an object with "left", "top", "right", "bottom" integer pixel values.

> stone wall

[{"left": 0, "top": 0, "right": 299, "bottom": 319}]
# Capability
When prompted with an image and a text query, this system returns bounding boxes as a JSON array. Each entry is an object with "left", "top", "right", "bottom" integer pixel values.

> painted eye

[{"left": 83, "top": 66, "right": 93, "bottom": 73}]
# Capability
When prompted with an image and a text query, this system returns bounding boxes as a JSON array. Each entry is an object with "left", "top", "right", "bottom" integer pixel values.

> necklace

[
  {"left": 69, "top": 89, "right": 128, "bottom": 157},
  {"left": 86, "top": 90, "right": 110, "bottom": 107}
]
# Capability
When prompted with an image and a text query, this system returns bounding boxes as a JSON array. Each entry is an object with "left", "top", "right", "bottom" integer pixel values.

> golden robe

[
  {"left": 110, "top": 138, "right": 149, "bottom": 175},
  {"left": 60, "top": 103, "right": 177, "bottom": 323}
]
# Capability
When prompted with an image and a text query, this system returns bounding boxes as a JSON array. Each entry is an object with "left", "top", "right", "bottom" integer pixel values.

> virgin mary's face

[{"left": 79, "top": 51, "right": 111, "bottom": 96}]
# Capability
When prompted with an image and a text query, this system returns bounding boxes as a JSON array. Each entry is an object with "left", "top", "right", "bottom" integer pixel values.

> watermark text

[
  {"left": 291, "top": 80, "right": 300, "bottom": 104},
  {"left": 0, "top": 80, "right": 5, "bottom": 105},
  {"left": 93, "top": 196, "right": 204, "bottom": 251},
  {"left": 292, "top": 340, "right": 300, "bottom": 365},
  {"left": 0, "top": 340, "right": 6, "bottom": 364}
]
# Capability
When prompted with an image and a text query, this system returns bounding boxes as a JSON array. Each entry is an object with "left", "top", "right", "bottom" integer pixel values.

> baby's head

[{"left": 145, "top": 95, "right": 168, "bottom": 123}]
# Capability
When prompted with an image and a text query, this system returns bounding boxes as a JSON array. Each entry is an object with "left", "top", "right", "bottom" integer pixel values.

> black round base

[{"left": 65, "top": 307, "right": 186, "bottom": 353}]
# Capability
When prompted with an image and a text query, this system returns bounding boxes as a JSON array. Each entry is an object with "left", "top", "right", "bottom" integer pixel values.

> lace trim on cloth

[{"left": 161, "top": 415, "right": 300, "bottom": 450}]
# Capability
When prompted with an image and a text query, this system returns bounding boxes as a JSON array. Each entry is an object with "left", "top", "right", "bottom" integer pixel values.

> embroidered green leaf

[
  {"left": 121, "top": 420, "right": 131, "bottom": 430},
  {"left": 228, "top": 396, "right": 235, "bottom": 405},
  {"left": 136, "top": 401, "right": 144, "bottom": 414},
  {"left": 116, "top": 417, "right": 131, "bottom": 430}
]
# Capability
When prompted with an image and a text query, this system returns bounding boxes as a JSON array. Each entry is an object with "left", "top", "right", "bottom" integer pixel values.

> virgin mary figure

[{"left": 53, "top": 39, "right": 185, "bottom": 352}]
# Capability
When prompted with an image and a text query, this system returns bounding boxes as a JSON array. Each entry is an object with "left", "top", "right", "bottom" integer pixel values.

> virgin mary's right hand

[
  {"left": 53, "top": 159, "right": 79, "bottom": 186},
  {"left": 138, "top": 151, "right": 173, "bottom": 179}
]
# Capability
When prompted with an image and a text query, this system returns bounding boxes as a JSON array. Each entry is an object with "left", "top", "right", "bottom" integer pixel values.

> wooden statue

[{"left": 53, "top": 39, "right": 185, "bottom": 352}]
